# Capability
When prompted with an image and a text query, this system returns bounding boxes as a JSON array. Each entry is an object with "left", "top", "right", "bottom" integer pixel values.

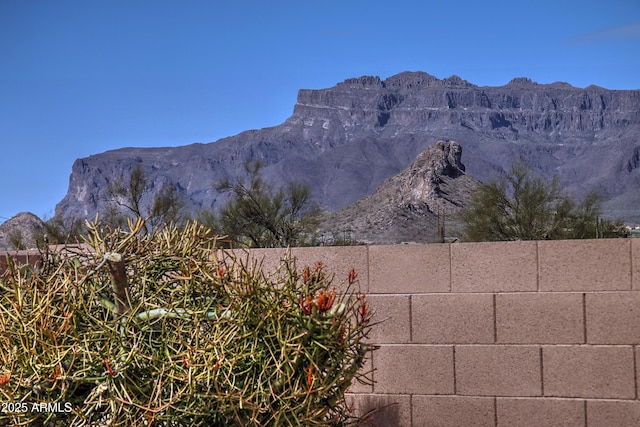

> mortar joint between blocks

[
  {"left": 536, "top": 240, "right": 540, "bottom": 292},
  {"left": 365, "top": 246, "right": 370, "bottom": 294},
  {"left": 453, "top": 345, "right": 457, "bottom": 395},
  {"left": 408, "top": 294, "right": 413, "bottom": 343},
  {"left": 634, "top": 344, "right": 638, "bottom": 400},
  {"left": 539, "top": 346, "right": 545, "bottom": 397},
  {"left": 631, "top": 239, "right": 634, "bottom": 291},
  {"left": 448, "top": 243, "right": 453, "bottom": 292},
  {"left": 584, "top": 400, "right": 588, "bottom": 427},
  {"left": 409, "top": 393, "right": 414, "bottom": 427},
  {"left": 492, "top": 293, "right": 497, "bottom": 343},
  {"left": 582, "top": 293, "right": 587, "bottom": 344}
]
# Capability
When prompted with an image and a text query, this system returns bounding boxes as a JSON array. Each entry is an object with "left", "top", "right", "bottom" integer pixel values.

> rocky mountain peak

[
  {"left": 398, "top": 140, "right": 467, "bottom": 208},
  {"left": 506, "top": 77, "right": 538, "bottom": 86},
  {"left": 319, "top": 140, "right": 479, "bottom": 244},
  {"left": 340, "top": 75, "right": 384, "bottom": 88},
  {"left": 441, "top": 75, "right": 474, "bottom": 88},
  {"left": 382, "top": 71, "right": 439, "bottom": 89},
  {"left": 0, "top": 212, "right": 46, "bottom": 250}
]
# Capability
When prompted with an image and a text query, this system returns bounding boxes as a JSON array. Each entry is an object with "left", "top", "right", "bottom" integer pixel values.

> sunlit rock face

[{"left": 318, "top": 140, "right": 480, "bottom": 244}]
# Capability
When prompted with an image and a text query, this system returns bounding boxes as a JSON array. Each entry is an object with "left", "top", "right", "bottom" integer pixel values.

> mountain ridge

[{"left": 55, "top": 71, "right": 640, "bottom": 223}]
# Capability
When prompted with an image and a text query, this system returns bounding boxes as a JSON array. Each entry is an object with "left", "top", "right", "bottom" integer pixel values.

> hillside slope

[{"left": 317, "top": 140, "right": 479, "bottom": 244}]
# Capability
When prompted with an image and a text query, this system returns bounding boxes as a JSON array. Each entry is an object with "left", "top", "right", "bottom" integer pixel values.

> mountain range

[{"left": 55, "top": 71, "right": 640, "bottom": 224}]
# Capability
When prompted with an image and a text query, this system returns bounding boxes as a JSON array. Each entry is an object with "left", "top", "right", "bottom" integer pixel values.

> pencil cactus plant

[{"left": 0, "top": 217, "right": 374, "bottom": 426}]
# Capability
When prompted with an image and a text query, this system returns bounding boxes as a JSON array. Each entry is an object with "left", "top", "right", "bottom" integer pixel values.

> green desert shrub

[{"left": 0, "top": 218, "right": 374, "bottom": 426}]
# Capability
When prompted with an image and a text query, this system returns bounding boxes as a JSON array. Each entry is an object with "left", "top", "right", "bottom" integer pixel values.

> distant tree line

[
  {"left": 460, "top": 159, "right": 626, "bottom": 241},
  {"left": 38, "top": 158, "right": 627, "bottom": 249},
  {"left": 41, "top": 161, "right": 320, "bottom": 248}
]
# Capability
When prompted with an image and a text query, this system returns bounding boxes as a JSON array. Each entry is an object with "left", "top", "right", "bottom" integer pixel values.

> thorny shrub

[{"left": 0, "top": 218, "right": 375, "bottom": 426}]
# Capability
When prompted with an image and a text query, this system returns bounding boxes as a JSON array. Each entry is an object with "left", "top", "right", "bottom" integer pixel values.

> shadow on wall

[{"left": 351, "top": 395, "right": 405, "bottom": 426}]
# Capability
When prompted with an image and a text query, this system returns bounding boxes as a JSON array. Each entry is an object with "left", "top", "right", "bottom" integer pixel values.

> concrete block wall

[
  {"left": 248, "top": 238, "right": 640, "bottom": 426},
  {"left": 0, "top": 249, "right": 42, "bottom": 274}
]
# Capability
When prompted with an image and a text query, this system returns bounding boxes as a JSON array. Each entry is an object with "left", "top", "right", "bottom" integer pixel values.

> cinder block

[
  {"left": 636, "top": 347, "right": 640, "bottom": 396},
  {"left": 290, "top": 246, "right": 369, "bottom": 289},
  {"left": 633, "top": 238, "right": 640, "bottom": 291},
  {"left": 496, "top": 293, "right": 584, "bottom": 344},
  {"left": 245, "top": 246, "right": 369, "bottom": 292},
  {"left": 451, "top": 241, "right": 537, "bottom": 292},
  {"left": 345, "top": 393, "right": 411, "bottom": 427},
  {"left": 373, "top": 345, "right": 454, "bottom": 394},
  {"left": 349, "top": 350, "right": 374, "bottom": 394},
  {"left": 412, "top": 395, "right": 495, "bottom": 427},
  {"left": 366, "top": 295, "right": 411, "bottom": 344},
  {"left": 368, "top": 244, "right": 450, "bottom": 294},
  {"left": 543, "top": 346, "right": 635, "bottom": 398},
  {"left": 234, "top": 247, "right": 284, "bottom": 273},
  {"left": 497, "top": 398, "right": 585, "bottom": 427},
  {"left": 455, "top": 345, "right": 542, "bottom": 396},
  {"left": 587, "top": 400, "right": 640, "bottom": 427},
  {"left": 586, "top": 292, "right": 640, "bottom": 344},
  {"left": 538, "top": 239, "right": 632, "bottom": 291},
  {"left": 412, "top": 294, "right": 494, "bottom": 344}
]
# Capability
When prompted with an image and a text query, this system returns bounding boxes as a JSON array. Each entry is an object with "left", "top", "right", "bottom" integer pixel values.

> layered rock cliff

[{"left": 55, "top": 71, "right": 640, "bottom": 223}]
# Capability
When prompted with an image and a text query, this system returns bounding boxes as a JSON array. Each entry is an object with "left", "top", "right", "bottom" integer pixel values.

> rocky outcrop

[
  {"left": 318, "top": 141, "right": 479, "bottom": 244},
  {"left": 55, "top": 71, "right": 640, "bottom": 223},
  {"left": 397, "top": 140, "right": 467, "bottom": 208},
  {"left": 0, "top": 212, "right": 46, "bottom": 250}
]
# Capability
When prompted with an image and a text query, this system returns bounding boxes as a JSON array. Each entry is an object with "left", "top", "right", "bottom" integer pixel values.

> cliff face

[
  {"left": 56, "top": 71, "right": 640, "bottom": 223},
  {"left": 291, "top": 73, "right": 640, "bottom": 139}
]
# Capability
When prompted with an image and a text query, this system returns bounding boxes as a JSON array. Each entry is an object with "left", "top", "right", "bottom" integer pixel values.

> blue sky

[{"left": 1, "top": 0, "right": 639, "bottom": 223}]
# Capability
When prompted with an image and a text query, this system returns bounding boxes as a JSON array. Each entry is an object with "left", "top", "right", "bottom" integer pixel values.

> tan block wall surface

[
  {"left": 542, "top": 346, "right": 636, "bottom": 398},
  {"left": 246, "top": 245, "right": 369, "bottom": 292},
  {"left": 496, "top": 398, "right": 585, "bottom": 427},
  {"left": 496, "top": 293, "right": 584, "bottom": 344},
  {"left": 455, "top": 345, "right": 542, "bottom": 397},
  {"left": 587, "top": 400, "right": 640, "bottom": 427},
  {"left": 368, "top": 244, "right": 450, "bottom": 293},
  {"left": 373, "top": 345, "right": 454, "bottom": 394},
  {"left": 586, "top": 292, "right": 640, "bottom": 344},
  {"left": 346, "top": 393, "right": 412, "bottom": 426},
  {"left": 366, "top": 295, "right": 411, "bottom": 344},
  {"left": 412, "top": 396, "right": 495, "bottom": 427},
  {"left": 241, "top": 238, "right": 640, "bottom": 426},
  {"left": 412, "top": 294, "right": 494, "bottom": 344},
  {"left": 538, "top": 239, "right": 632, "bottom": 291},
  {"left": 451, "top": 241, "right": 537, "bottom": 292}
]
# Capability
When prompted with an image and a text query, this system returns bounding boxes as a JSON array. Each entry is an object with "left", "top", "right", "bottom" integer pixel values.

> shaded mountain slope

[{"left": 55, "top": 71, "right": 640, "bottom": 223}]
